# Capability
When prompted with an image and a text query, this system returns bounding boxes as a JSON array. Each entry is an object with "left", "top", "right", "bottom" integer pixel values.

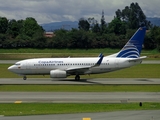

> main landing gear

[
  {"left": 23, "top": 76, "right": 27, "bottom": 80},
  {"left": 75, "top": 75, "right": 80, "bottom": 81}
]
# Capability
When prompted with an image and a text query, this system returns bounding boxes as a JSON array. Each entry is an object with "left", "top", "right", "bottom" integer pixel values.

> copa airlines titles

[{"left": 38, "top": 60, "right": 63, "bottom": 64}]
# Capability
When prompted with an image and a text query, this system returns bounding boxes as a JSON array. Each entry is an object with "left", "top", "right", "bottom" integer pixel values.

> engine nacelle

[{"left": 50, "top": 70, "right": 67, "bottom": 78}]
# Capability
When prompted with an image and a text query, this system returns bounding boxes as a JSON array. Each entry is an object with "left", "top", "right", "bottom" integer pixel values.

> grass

[
  {"left": 0, "top": 85, "right": 160, "bottom": 92},
  {"left": 0, "top": 48, "right": 160, "bottom": 59},
  {"left": 3, "top": 64, "right": 160, "bottom": 78},
  {"left": 0, "top": 48, "right": 158, "bottom": 54},
  {"left": 0, "top": 48, "right": 120, "bottom": 53},
  {"left": 0, "top": 103, "right": 160, "bottom": 116}
]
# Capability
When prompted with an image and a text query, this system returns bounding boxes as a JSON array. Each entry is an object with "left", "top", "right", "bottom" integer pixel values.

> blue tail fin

[{"left": 116, "top": 27, "right": 146, "bottom": 58}]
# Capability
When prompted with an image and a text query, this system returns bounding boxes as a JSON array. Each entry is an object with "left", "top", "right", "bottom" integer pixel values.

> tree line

[{"left": 0, "top": 2, "right": 160, "bottom": 51}]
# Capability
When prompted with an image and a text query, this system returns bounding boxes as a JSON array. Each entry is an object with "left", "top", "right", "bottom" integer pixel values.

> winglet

[
  {"left": 98, "top": 53, "right": 103, "bottom": 57},
  {"left": 93, "top": 55, "right": 104, "bottom": 67}
]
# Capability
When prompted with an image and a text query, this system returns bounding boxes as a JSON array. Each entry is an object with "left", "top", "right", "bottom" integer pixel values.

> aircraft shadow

[
  {"left": 135, "top": 78, "right": 154, "bottom": 82},
  {"left": 52, "top": 78, "right": 103, "bottom": 84}
]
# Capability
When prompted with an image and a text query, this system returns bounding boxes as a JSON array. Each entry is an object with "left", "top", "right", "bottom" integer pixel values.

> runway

[
  {"left": 0, "top": 78, "right": 160, "bottom": 84},
  {"left": 0, "top": 92, "right": 160, "bottom": 103},
  {"left": 1, "top": 110, "right": 160, "bottom": 120}
]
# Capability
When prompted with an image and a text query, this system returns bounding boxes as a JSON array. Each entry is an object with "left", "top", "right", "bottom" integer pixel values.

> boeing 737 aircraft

[{"left": 8, "top": 27, "right": 146, "bottom": 80}]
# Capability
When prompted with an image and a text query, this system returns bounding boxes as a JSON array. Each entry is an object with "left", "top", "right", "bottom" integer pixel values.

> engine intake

[{"left": 50, "top": 70, "right": 67, "bottom": 78}]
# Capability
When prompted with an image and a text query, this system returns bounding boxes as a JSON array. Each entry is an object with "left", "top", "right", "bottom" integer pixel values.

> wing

[{"left": 66, "top": 55, "right": 104, "bottom": 75}]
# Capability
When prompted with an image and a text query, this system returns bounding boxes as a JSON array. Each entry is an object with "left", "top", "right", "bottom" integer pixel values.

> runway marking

[
  {"left": 14, "top": 101, "right": 22, "bottom": 103},
  {"left": 83, "top": 118, "right": 91, "bottom": 120}
]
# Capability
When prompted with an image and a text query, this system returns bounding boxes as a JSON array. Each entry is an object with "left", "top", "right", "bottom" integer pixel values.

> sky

[{"left": 0, "top": 0, "right": 159, "bottom": 24}]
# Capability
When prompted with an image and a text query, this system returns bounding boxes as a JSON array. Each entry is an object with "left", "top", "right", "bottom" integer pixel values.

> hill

[
  {"left": 147, "top": 17, "right": 160, "bottom": 26},
  {"left": 40, "top": 21, "right": 78, "bottom": 31},
  {"left": 40, "top": 17, "right": 160, "bottom": 31}
]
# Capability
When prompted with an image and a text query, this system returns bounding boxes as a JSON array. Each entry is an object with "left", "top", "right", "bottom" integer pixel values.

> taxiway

[
  {"left": 0, "top": 92, "right": 159, "bottom": 103},
  {"left": 0, "top": 78, "right": 160, "bottom": 84},
  {"left": 1, "top": 110, "right": 160, "bottom": 120}
]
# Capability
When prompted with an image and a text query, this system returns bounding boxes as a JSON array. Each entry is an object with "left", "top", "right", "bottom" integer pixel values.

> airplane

[{"left": 8, "top": 27, "right": 146, "bottom": 80}]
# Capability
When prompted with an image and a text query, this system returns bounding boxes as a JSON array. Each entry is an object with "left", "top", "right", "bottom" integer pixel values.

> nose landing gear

[
  {"left": 75, "top": 75, "right": 80, "bottom": 81},
  {"left": 23, "top": 76, "right": 27, "bottom": 80}
]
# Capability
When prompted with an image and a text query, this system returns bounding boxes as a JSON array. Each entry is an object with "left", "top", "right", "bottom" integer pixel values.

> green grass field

[
  {"left": 0, "top": 103, "right": 160, "bottom": 116},
  {"left": 2, "top": 64, "right": 160, "bottom": 78},
  {"left": 0, "top": 85, "right": 160, "bottom": 92},
  {"left": 0, "top": 48, "right": 159, "bottom": 59},
  {"left": 0, "top": 48, "right": 120, "bottom": 53}
]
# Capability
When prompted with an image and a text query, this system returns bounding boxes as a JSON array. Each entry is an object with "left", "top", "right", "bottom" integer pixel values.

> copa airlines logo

[
  {"left": 38, "top": 60, "right": 63, "bottom": 64},
  {"left": 117, "top": 42, "right": 140, "bottom": 58}
]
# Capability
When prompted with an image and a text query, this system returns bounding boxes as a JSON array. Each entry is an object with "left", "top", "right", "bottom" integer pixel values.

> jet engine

[{"left": 50, "top": 70, "right": 67, "bottom": 78}]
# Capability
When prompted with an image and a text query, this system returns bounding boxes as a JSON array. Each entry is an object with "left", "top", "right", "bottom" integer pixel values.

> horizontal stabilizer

[{"left": 128, "top": 56, "right": 147, "bottom": 62}]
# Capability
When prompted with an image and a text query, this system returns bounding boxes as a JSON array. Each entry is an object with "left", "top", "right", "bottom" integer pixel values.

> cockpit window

[{"left": 15, "top": 63, "right": 21, "bottom": 65}]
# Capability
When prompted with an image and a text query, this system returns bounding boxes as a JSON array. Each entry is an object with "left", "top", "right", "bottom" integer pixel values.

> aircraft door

[
  {"left": 65, "top": 62, "right": 70, "bottom": 69},
  {"left": 115, "top": 59, "right": 119, "bottom": 68},
  {"left": 26, "top": 61, "right": 30, "bottom": 69}
]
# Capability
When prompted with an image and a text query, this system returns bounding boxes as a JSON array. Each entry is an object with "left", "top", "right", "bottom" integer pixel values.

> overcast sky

[{"left": 0, "top": 0, "right": 159, "bottom": 24}]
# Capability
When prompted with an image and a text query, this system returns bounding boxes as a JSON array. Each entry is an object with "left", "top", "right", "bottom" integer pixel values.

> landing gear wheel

[
  {"left": 23, "top": 76, "right": 27, "bottom": 80},
  {"left": 75, "top": 75, "right": 80, "bottom": 81}
]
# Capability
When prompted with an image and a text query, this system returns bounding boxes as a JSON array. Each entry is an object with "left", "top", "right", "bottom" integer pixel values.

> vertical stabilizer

[{"left": 116, "top": 27, "right": 146, "bottom": 58}]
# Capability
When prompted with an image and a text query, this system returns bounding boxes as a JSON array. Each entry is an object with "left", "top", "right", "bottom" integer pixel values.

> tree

[
  {"left": 115, "top": 9, "right": 121, "bottom": 19},
  {"left": 0, "top": 17, "right": 8, "bottom": 34},
  {"left": 100, "top": 10, "right": 107, "bottom": 33},
  {"left": 52, "top": 29, "right": 68, "bottom": 48},
  {"left": 115, "top": 2, "right": 151, "bottom": 29},
  {"left": 23, "top": 17, "right": 43, "bottom": 37},
  {"left": 17, "top": 19, "right": 24, "bottom": 34},
  {"left": 6, "top": 19, "right": 19, "bottom": 38},
  {"left": 0, "top": 34, "right": 7, "bottom": 48},
  {"left": 156, "top": 33, "right": 160, "bottom": 51},
  {"left": 108, "top": 17, "right": 126, "bottom": 35},
  {"left": 148, "top": 26, "right": 160, "bottom": 51},
  {"left": 78, "top": 18, "right": 90, "bottom": 31},
  {"left": 144, "top": 32, "right": 156, "bottom": 49},
  {"left": 88, "top": 17, "right": 100, "bottom": 33},
  {"left": 92, "top": 23, "right": 100, "bottom": 33}
]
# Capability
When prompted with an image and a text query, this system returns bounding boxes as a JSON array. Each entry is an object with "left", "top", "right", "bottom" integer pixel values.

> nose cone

[{"left": 8, "top": 65, "right": 15, "bottom": 72}]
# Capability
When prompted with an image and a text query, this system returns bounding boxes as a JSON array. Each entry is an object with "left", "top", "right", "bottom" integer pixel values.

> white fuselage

[
  {"left": 8, "top": 57, "right": 142, "bottom": 76},
  {"left": 8, "top": 27, "right": 146, "bottom": 80}
]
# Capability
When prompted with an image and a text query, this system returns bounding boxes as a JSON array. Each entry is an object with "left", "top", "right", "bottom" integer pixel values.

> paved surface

[
  {"left": 1, "top": 110, "right": 160, "bottom": 120},
  {"left": 0, "top": 78, "right": 160, "bottom": 84},
  {"left": 1, "top": 60, "right": 160, "bottom": 119},
  {"left": 0, "top": 60, "right": 19, "bottom": 64},
  {"left": 0, "top": 92, "right": 159, "bottom": 103},
  {"left": 142, "top": 60, "right": 160, "bottom": 64}
]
